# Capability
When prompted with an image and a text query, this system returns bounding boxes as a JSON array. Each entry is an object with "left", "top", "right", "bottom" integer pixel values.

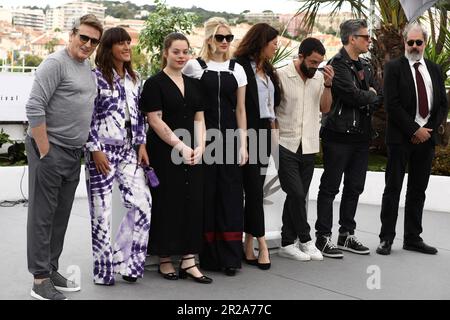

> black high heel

[
  {"left": 179, "top": 256, "right": 212, "bottom": 284},
  {"left": 243, "top": 251, "right": 258, "bottom": 266},
  {"left": 158, "top": 260, "right": 179, "bottom": 280},
  {"left": 257, "top": 250, "right": 271, "bottom": 270}
]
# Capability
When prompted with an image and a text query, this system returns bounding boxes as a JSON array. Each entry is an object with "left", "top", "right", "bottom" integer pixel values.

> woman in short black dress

[{"left": 139, "top": 33, "right": 212, "bottom": 284}]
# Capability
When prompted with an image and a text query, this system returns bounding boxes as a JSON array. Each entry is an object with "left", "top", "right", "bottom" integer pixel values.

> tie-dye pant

[{"left": 85, "top": 141, "right": 151, "bottom": 285}]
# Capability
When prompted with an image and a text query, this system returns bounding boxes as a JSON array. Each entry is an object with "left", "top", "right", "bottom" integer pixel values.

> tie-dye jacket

[{"left": 86, "top": 68, "right": 146, "bottom": 151}]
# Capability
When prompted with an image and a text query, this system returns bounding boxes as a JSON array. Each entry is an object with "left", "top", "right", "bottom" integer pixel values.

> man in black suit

[{"left": 377, "top": 22, "right": 448, "bottom": 255}]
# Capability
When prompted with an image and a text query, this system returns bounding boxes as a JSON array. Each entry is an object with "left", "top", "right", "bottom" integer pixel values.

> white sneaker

[
  {"left": 299, "top": 240, "right": 324, "bottom": 261},
  {"left": 278, "top": 244, "right": 311, "bottom": 261}
]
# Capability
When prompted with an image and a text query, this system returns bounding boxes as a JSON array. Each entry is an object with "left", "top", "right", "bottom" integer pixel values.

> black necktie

[{"left": 413, "top": 62, "right": 429, "bottom": 118}]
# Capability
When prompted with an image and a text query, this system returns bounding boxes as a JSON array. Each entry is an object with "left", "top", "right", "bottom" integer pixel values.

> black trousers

[
  {"left": 278, "top": 145, "right": 315, "bottom": 244},
  {"left": 379, "top": 141, "right": 434, "bottom": 243},
  {"left": 243, "top": 120, "right": 272, "bottom": 238},
  {"left": 200, "top": 161, "right": 244, "bottom": 270},
  {"left": 316, "top": 140, "right": 369, "bottom": 237}
]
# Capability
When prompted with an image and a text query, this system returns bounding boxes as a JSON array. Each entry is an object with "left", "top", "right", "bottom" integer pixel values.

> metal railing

[{"left": 0, "top": 65, "right": 37, "bottom": 73}]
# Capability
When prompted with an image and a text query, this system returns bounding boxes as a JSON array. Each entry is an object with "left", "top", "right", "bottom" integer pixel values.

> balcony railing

[{"left": 0, "top": 65, "right": 37, "bottom": 73}]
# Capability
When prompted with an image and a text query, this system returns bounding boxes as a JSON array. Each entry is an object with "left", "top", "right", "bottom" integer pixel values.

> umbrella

[{"left": 399, "top": 0, "right": 439, "bottom": 21}]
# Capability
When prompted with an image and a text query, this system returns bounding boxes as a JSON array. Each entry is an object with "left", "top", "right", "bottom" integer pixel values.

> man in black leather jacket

[{"left": 315, "top": 19, "right": 383, "bottom": 258}]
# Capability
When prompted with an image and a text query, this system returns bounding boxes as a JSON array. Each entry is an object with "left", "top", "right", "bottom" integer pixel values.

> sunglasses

[
  {"left": 214, "top": 34, "right": 234, "bottom": 43},
  {"left": 74, "top": 29, "right": 100, "bottom": 46},
  {"left": 407, "top": 39, "right": 424, "bottom": 47},
  {"left": 353, "top": 34, "right": 370, "bottom": 41}
]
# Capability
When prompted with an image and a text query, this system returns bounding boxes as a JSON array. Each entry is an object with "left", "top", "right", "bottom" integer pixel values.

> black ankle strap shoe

[{"left": 179, "top": 256, "right": 213, "bottom": 284}]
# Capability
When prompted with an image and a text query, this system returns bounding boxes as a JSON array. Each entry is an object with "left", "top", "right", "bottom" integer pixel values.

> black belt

[{"left": 259, "top": 118, "right": 272, "bottom": 129}]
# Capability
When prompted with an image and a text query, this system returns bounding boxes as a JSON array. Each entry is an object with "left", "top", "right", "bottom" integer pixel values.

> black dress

[
  {"left": 194, "top": 58, "right": 244, "bottom": 271},
  {"left": 139, "top": 71, "right": 204, "bottom": 256}
]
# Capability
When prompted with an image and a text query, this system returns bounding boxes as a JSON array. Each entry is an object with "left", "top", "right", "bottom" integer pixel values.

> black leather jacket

[{"left": 322, "top": 47, "right": 383, "bottom": 135}]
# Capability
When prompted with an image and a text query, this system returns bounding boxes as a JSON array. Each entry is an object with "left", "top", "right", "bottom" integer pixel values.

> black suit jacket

[
  {"left": 235, "top": 56, "right": 281, "bottom": 130},
  {"left": 384, "top": 56, "right": 448, "bottom": 145}
]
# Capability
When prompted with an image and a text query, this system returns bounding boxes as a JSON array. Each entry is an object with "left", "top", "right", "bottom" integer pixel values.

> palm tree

[{"left": 294, "top": 0, "right": 450, "bottom": 151}]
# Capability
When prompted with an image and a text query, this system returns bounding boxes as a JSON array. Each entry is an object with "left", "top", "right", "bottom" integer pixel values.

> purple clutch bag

[{"left": 143, "top": 166, "right": 159, "bottom": 188}]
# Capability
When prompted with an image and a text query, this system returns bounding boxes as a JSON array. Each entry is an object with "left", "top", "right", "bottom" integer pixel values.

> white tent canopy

[{"left": 399, "top": 0, "right": 438, "bottom": 21}]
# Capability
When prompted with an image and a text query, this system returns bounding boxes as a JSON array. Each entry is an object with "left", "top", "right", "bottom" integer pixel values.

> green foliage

[
  {"left": 0, "top": 129, "right": 12, "bottom": 149},
  {"left": 377, "top": 0, "right": 408, "bottom": 28},
  {"left": 316, "top": 148, "right": 450, "bottom": 175},
  {"left": 132, "top": 46, "right": 151, "bottom": 81},
  {"left": 25, "top": 55, "right": 43, "bottom": 68},
  {"left": 432, "top": 146, "right": 450, "bottom": 176},
  {"left": 424, "top": 27, "right": 450, "bottom": 83},
  {"left": 45, "top": 38, "right": 59, "bottom": 54},
  {"left": 138, "top": 0, "right": 198, "bottom": 75},
  {"left": 325, "top": 26, "right": 337, "bottom": 36},
  {"left": 296, "top": 0, "right": 368, "bottom": 32},
  {"left": 0, "top": 130, "right": 26, "bottom": 165},
  {"left": 271, "top": 42, "right": 297, "bottom": 67},
  {"left": 186, "top": 6, "right": 242, "bottom": 26}
]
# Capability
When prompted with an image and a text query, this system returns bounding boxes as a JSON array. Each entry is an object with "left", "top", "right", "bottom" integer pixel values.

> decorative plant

[
  {"left": 0, "top": 129, "right": 12, "bottom": 149},
  {"left": 138, "top": 0, "right": 198, "bottom": 75},
  {"left": 271, "top": 40, "right": 297, "bottom": 67}
]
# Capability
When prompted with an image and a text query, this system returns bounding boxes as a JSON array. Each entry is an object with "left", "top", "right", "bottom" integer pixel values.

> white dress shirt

[{"left": 408, "top": 57, "right": 433, "bottom": 127}]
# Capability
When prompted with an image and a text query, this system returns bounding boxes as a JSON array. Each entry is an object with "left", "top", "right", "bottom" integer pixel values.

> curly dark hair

[{"left": 95, "top": 27, "right": 137, "bottom": 88}]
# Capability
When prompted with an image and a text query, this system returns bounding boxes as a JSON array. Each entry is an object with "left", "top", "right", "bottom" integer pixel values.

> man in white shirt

[
  {"left": 276, "top": 38, "right": 334, "bottom": 261},
  {"left": 376, "top": 22, "right": 448, "bottom": 255}
]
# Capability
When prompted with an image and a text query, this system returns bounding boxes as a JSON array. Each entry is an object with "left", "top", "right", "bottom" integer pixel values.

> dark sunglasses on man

[
  {"left": 214, "top": 34, "right": 234, "bottom": 43},
  {"left": 73, "top": 28, "right": 100, "bottom": 46},
  {"left": 407, "top": 39, "right": 424, "bottom": 47},
  {"left": 353, "top": 34, "right": 370, "bottom": 41}
]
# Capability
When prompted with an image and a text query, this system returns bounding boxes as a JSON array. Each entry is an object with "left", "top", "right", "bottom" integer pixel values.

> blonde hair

[{"left": 199, "top": 17, "right": 232, "bottom": 62}]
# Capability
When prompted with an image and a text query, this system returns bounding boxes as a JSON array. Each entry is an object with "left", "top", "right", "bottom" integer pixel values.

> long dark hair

[
  {"left": 95, "top": 27, "right": 137, "bottom": 88},
  {"left": 161, "top": 32, "right": 190, "bottom": 69},
  {"left": 234, "top": 23, "right": 279, "bottom": 82}
]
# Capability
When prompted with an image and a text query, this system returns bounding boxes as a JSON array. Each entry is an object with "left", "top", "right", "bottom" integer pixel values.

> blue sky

[{"left": 0, "top": 0, "right": 344, "bottom": 14}]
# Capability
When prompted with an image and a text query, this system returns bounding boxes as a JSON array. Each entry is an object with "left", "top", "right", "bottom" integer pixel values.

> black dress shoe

[
  {"left": 403, "top": 241, "right": 438, "bottom": 254},
  {"left": 179, "top": 256, "right": 213, "bottom": 284},
  {"left": 376, "top": 240, "right": 392, "bottom": 255},
  {"left": 158, "top": 261, "right": 179, "bottom": 280},
  {"left": 224, "top": 267, "right": 237, "bottom": 276},
  {"left": 122, "top": 275, "right": 137, "bottom": 283}
]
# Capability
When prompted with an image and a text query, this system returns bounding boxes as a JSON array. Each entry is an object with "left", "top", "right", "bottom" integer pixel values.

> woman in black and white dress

[{"left": 183, "top": 17, "right": 248, "bottom": 276}]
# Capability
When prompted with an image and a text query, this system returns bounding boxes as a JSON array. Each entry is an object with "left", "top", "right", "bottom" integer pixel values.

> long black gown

[
  {"left": 139, "top": 71, "right": 204, "bottom": 256},
  {"left": 194, "top": 58, "right": 244, "bottom": 271}
]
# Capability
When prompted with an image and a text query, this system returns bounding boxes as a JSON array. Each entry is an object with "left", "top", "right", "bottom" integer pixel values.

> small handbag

[{"left": 143, "top": 166, "right": 160, "bottom": 188}]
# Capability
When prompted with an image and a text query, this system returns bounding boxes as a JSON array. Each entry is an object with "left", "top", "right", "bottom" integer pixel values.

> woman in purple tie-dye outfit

[{"left": 85, "top": 27, "right": 152, "bottom": 286}]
